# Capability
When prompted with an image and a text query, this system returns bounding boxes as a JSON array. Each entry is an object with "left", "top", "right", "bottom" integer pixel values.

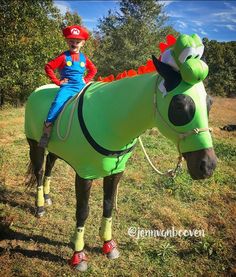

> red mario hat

[{"left": 62, "top": 25, "right": 89, "bottom": 40}]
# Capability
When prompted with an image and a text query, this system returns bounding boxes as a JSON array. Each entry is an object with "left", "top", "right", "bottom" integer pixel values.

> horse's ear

[
  {"left": 152, "top": 55, "right": 182, "bottom": 92},
  {"left": 152, "top": 55, "right": 176, "bottom": 78}
]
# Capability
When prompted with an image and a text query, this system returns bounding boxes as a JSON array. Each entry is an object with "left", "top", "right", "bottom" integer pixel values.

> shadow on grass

[
  {"left": 0, "top": 246, "right": 65, "bottom": 264},
  {"left": 0, "top": 223, "right": 68, "bottom": 248},
  {"left": 0, "top": 188, "right": 36, "bottom": 215}
]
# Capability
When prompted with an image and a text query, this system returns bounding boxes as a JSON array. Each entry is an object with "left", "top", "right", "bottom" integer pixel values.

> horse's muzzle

[{"left": 183, "top": 148, "right": 217, "bottom": 180}]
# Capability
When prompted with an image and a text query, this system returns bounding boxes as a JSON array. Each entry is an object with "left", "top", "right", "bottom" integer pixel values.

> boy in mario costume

[{"left": 38, "top": 25, "right": 97, "bottom": 148}]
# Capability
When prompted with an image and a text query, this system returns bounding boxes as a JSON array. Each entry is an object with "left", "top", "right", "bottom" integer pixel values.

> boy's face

[{"left": 66, "top": 39, "right": 85, "bottom": 53}]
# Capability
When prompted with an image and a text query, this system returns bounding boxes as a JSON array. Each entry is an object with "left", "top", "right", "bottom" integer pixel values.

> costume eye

[
  {"left": 168, "top": 95, "right": 196, "bottom": 126},
  {"left": 179, "top": 47, "right": 197, "bottom": 63}
]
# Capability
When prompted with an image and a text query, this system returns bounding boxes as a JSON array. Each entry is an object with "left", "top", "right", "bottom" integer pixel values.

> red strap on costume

[
  {"left": 45, "top": 52, "right": 97, "bottom": 86},
  {"left": 102, "top": 240, "right": 117, "bottom": 254}
]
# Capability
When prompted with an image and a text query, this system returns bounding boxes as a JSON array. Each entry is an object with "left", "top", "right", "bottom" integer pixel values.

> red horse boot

[
  {"left": 102, "top": 239, "right": 120, "bottom": 259},
  {"left": 68, "top": 251, "right": 88, "bottom": 272}
]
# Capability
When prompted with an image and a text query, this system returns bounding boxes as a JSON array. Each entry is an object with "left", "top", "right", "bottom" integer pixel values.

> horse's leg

[
  {"left": 27, "top": 138, "right": 45, "bottom": 217},
  {"left": 100, "top": 172, "right": 123, "bottom": 259},
  {"left": 43, "top": 152, "right": 57, "bottom": 205},
  {"left": 69, "top": 174, "right": 92, "bottom": 272}
]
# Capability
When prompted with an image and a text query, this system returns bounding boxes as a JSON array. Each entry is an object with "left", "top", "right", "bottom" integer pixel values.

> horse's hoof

[
  {"left": 36, "top": 206, "right": 45, "bottom": 217},
  {"left": 107, "top": 247, "right": 120, "bottom": 259},
  {"left": 44, "top": 194, "right": 52, "bottom": 206},
  {"left": 69, "top": 251, "right": 88, "bottom": 272},
  {"left": 75, "top": 261, "right": 88, "bottom": 271},
  {"left": 45, "top": 198, "right": 52, "bottom": 205},
  {"left": 44, "top": 197, "right": 52, "bottom": 206}
]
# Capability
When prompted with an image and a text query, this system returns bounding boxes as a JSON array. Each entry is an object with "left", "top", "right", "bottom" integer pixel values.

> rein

[
  {"left": 57, "top": 82, "right": 136, "bottom": 157},
  {"left": 56, "top": 82, "right": 93, "bottom": 141}
]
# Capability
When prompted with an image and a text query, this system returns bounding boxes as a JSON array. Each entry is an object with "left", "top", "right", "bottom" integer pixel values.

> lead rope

[
  {"left": 114, "top": 137, "right": 183, "bottom": 213},
  {"left": 137, "top": 76, "right": 184, "bottom": 179},
  {"left": 138, "top": 136, "right": 184, "bottom": 177}
]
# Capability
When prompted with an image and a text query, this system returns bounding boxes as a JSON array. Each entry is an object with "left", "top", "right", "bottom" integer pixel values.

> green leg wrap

[
  {"left": 99, "top": 217, "right": 112, "bottom": 241},
  {"left": 37, "top": 185, "right": 44, "bottom": 207},
  {"left": 43, "top": 176, "right": 51, "bottom": 195},
  {"left": 73, "top": 227, "right": 85, "bottom": 252}
]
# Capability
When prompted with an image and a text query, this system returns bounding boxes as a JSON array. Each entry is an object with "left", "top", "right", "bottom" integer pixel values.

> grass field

[{"left": 0, "top": 97, "right": 236, "bottom": 277}]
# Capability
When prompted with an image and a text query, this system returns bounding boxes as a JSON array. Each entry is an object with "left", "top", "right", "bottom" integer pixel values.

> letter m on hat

[{"left": 71, "top": 28, "right": 80, "bottom": 35}]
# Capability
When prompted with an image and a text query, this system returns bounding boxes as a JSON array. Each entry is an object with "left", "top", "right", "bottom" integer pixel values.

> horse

[{"left": 24, "top": 53, "right": 217, "bottom": 271}]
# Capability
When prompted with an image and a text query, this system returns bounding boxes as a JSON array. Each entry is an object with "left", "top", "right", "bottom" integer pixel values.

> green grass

[{"left": 0, "top": 102, "right": 236, "bottom": 277}]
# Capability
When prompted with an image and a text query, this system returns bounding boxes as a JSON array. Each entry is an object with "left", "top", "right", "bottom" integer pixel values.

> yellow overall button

[
  {"left": 67, "top": 61, "right": 72, "bottom": 66},
  {"left": 80, "top": 62, "right": 85, "bottom": 67}
]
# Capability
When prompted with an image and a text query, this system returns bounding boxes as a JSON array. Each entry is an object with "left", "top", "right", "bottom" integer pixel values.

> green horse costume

[
  {"left": 25, "top": 34, "right": 212, "bottom": 178},
  {"left": 25, "top": 70, "right": 212, "bottom": 179},
  {"left": 25, "top": 34, "right": 217, "bottom": 271}
]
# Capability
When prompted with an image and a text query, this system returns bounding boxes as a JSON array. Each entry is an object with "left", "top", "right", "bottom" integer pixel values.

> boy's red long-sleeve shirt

[{"left": 45, "top": 51, "right": 97, "bottom": 86}]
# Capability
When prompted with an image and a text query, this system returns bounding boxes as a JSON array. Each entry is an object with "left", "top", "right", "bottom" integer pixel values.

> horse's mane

[{"left": 97, "top": 34, "right": 176, "bottom": 83}]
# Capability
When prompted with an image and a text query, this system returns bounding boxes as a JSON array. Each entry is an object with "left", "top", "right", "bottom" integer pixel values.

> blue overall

[{"left": 46, "top": 51, "right": 86, "bottom": 123}]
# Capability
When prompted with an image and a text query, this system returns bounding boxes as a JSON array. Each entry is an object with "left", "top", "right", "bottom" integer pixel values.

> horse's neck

[{"left": 88, "top": 73, "right": 157, "bottom": 149}]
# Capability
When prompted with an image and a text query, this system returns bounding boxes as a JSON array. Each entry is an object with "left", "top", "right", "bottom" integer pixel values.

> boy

[{"left": 39, "top": 25, "right": 97, "bottom": 148}]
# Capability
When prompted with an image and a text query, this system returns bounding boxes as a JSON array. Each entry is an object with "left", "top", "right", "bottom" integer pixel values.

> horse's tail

[{"left": 25, "top": 161, "right": 36, "bottom": 189}]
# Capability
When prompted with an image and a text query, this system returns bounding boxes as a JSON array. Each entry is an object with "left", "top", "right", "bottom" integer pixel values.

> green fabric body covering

[
  {"left": 25, "top": 74, "right": 155, "bottom": 179},
  {"left": 25, "top": 71, "right": 213, "bottom": 179},
  {"left": 99, "top": 217, "right": 112, "bottom": 241}
]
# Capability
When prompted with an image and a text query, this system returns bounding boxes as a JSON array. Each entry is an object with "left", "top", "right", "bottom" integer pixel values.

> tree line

[{"left": 0, "top": 0, "right": 235, "bottom": 106}]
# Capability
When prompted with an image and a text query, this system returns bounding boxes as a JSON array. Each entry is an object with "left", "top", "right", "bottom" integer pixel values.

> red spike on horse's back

[
  {"left": 159, "top": 42, "right": 169, "bottom": 53},
  {"left": 127, "top": 69, "right": 137, "bottom": 77},
  {"left": 166, "top": 34, "right": 176, "bottom": 46},
  {"left": 146, "top": 60, "right": 156, "bottom": 72},
  {"left": 137, "top": 65, "right": 146, "bottom": 75},
  {"left": 102, "top": 77, "right": 110, "bottom": 82},
  {"left": 121, "top": 71, "right": 128, "bottom": 78},
  {"left": 116, "top": 73, "right": 123, "bottom": 80},
  {"left": 107, "top": 74, "right": 115, "bottom": 82}
]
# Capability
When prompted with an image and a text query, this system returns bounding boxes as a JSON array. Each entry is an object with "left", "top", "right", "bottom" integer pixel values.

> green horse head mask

[{"left": 151, "top": 34, "right": 216, "bottom": 178}]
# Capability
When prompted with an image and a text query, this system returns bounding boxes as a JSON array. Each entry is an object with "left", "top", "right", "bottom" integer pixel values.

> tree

[
  {"left": 203, "top": 38, "right": 236, "bottom": 97},
  {"left": 0, "top": 0, "right": 66, "bottom": 106},
  {"left": 93, "top": 0, "right": 178, "bottom": 78}
]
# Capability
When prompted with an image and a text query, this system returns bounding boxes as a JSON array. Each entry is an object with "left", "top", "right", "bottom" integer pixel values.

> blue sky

[{"left": 54, "top": 1, "right": 236, "bottom": 42}]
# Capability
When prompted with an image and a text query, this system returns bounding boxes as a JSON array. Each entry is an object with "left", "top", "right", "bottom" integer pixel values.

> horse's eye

[{"left": 168, "top": 95, "right": 196, "bottom": 126}]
